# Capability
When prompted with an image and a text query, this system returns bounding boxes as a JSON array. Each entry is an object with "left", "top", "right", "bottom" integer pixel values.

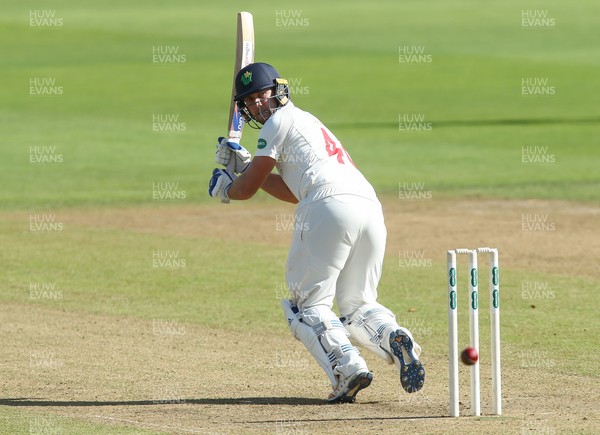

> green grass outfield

[
  {"left": 1, "top": 1, "right": 599, "bottom": 433},
  {"left": 1, "top": 0, "right": 599, "bottom": 208}
]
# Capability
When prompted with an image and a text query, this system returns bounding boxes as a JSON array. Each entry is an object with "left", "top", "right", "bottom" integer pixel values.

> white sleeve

[{"left": 255, "top": 111, "right": 288, "bottom": 160}]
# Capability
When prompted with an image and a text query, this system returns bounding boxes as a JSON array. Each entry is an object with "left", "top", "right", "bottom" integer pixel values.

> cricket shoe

[
  {"left": 327, "top": 369, "right": 373, "bottom": 404},
  {"left": 388, "top": 329, "right": 425, "bottom": 393}
]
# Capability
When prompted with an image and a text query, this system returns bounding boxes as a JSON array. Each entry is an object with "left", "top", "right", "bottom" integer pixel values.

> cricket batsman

[{"left": 208, "top": 62, "right": 425, "bottom": 402}]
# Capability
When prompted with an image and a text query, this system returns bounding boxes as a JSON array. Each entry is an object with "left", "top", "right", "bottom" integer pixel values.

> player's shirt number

[{"left": 321, "top": 128, "right": 355, "bottom": 166}]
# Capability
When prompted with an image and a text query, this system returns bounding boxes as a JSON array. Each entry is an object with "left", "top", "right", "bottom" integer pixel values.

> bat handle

[{"left": 220, "top": 157, "right": 236, "bottom": 204}]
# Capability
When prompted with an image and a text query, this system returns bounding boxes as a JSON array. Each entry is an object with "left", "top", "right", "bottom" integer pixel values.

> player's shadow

[
  {"left": 0, "top": 397, "right": 326, "bottom": 407},
  {"left": 0, "top": 397, "right": 446, "bottom": 424},
  {"left": 1, "top": 397, "right": 446, "bottom": 422}
]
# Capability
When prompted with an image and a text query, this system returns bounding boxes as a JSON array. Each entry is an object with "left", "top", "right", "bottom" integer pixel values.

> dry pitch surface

[{"left": 2, "top": 197, "right": 599, "bottom": 434}]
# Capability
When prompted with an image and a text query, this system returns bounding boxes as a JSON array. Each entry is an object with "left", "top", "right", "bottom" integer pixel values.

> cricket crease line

[{"left": 88, "top": 414, "right": 208, "bottom": 434}]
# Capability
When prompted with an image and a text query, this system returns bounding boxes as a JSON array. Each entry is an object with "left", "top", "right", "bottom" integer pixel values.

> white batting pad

[
  {"left": 281, "top": 300, "right": 367, "bottom": 388},
  {"left": 342, "top": 302, "right": 418, "bottom": 363}
]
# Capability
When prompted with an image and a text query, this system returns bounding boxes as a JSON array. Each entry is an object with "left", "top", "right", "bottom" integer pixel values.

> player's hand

[
  {"left": 208, "top": 168, "right": 236, "bottom": 202},
  {"left": 215, "top": 137, "right": 251, "bottom": 173}
]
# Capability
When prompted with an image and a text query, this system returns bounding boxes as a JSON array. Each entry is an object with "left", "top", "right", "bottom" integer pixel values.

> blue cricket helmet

[{"left": 234, "top": 62, "right": 289, "bottom": 103}]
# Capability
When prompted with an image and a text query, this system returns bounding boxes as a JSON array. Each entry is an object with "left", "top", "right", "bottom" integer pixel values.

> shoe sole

[
  {"left": 389, "top": 330, "right": 425, "bottom": 393},
  {"left": 328, "top": 371, "right": 373, "bottom": 404}
]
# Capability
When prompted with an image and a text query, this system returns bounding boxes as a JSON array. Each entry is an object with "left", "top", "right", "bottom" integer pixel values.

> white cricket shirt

[{"left": 255, "top": 102, "right": 378, "bottom": 206}]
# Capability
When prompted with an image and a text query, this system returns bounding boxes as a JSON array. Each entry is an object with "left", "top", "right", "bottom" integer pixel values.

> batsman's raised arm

[
  {"left": 260, "top": 172, "right": 299, "bottom": 203},
  {"left": 221, "top": 156, "right": 273, "bottom": 200},
  {"left": 209, "top": 155, "right": 298, "bottom": 203}
]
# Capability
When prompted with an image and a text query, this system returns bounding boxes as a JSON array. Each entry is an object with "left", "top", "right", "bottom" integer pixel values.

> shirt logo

[{"left": 257, "top": 138, "right": 267, "bottom": 149}]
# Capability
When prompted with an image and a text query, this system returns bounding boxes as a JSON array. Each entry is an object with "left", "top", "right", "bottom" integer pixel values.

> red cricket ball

[{"left": 461, "top": 347, "right": 479, "bottom": 365}]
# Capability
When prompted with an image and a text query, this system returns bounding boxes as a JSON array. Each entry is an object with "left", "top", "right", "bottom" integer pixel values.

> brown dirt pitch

[{"left": 2, "top": 197, "right": 598, "bottom": 434}]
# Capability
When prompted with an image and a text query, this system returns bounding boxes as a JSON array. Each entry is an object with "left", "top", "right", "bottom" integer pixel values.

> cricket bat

[{"left": 222, "top": 11, "right": 254, "bottom": 203}]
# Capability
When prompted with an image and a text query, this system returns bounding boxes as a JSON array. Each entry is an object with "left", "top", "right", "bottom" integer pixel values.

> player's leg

[
  {"left": 282, "top": 300, "right": 372, "bottom": 403},
  {"left": 283, "top": 199, "right": 371, "bottom": 402},
  {"left": 335, "top": 197, "right": 425, "bottom": 393},
  {"left": 342, "top": 302, "right": 425, "bottom": 393}
]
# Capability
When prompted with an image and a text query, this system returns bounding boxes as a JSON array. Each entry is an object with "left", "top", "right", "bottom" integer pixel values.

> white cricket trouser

[{"left": 286, "top": 194, "right": 386, "bottom": 317}]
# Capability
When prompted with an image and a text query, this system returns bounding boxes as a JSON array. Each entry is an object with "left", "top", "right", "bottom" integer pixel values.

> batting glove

[
  {"left": 208, "top": 168, "right": 236, "bottom": 202},
  {"left": 215, "top": 137, "right": 251, "bottom": 174}
]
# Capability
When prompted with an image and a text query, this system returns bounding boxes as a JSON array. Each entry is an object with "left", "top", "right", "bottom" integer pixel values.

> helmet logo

[{"left": 241, "top": 71, "right": 252, "bottom": 86}]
